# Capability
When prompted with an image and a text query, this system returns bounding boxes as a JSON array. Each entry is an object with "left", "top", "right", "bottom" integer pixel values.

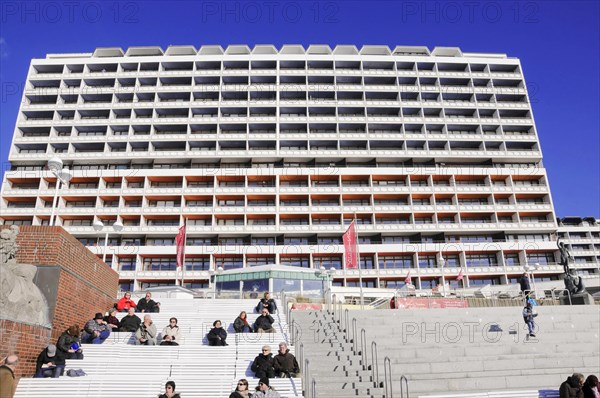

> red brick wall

[
  {"left": 0, "top": 226, "right": 119, "bottom": 378},
  {"left": 0, "top": 320, "right": 51, "bottom": 379}
]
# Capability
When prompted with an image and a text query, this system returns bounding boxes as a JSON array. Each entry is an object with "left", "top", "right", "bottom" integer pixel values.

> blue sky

[{"left": 0, "top": 0, "right": 598, "bottom": 217}]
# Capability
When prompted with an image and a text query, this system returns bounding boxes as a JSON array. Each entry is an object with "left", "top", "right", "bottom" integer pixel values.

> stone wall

[{"left": 0, "top": 226, "right": 119, "bottom": 378}]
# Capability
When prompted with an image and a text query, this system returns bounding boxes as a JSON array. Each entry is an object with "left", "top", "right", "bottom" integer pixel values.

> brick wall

[{"left": 1, "top": 226, "right": 119, "bottom": 378}]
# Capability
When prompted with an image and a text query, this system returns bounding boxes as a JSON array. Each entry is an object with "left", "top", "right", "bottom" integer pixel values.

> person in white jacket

[
  {"left": 135, "top": 314, "right": 157, "bottom": 345},
  {"left": 160, "top": 317, "right": 181, "bottom": 346}
]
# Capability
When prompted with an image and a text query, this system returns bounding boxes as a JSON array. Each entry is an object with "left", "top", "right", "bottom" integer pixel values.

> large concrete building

[
  {"left": 557, "top": 217, "right": 600, "bottom": 276},
  {"left": 1, "top": 44, "right": 575, "bottom": 292}
]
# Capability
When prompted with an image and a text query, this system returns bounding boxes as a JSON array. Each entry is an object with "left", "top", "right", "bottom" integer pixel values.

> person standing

[
  {"left": 522, "top": 302, "right": 538, "bottom": 337},
  {"left": 519, "top": 272, "right": 531, "bottom": 298},
  {"left": 0, "top": 354, "right": 18, "bottom": 398}
]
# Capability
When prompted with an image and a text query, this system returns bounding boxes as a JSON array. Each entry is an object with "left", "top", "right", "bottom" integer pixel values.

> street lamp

[
  {"left": 93, "top": 219, "right": 124, "bottom": 263},
  {"left": 47, "top": 157, "right": 73, "bottom": 226},
  {"left": 523, "top": 262, "right": 540, "bottom": 300},
  {"left": 316, "top": 266, "right": 336, "bottom": 306},
  {"left": 210, "top": 266, "right": 224, "bottom": 299}
]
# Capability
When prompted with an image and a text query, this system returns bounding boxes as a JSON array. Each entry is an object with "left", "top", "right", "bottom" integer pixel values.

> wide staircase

[
  {"left": 292, "top": 303, "right": 600, "bottom": 398},
  {"left": 16, "top": 298, "right": 303, "bottom": 398}
]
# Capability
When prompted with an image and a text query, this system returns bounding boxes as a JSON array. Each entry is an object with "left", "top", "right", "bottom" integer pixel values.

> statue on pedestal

[
  {"left": 557, "top": 238, "right": 586, "bottom": 296},
  {"left": 557, "top": 237, "right": 574, "bottom": 275},
  {"left": 0, "top": 226, "right": 50, "bottom": 326}
]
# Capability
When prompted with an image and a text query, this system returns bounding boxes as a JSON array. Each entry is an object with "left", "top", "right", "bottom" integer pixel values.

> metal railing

[
  {"left": 400, "top": 374, "right": 409, "bottom": 398},
  {"left": 384, "top": 357, "right": 394, "bottom": 397},
  {"left": 360, "top": 328, "right": 367, "bottom": 370},
  {"left": 371, "top": 341, "right": 380, "bottom": 388}
]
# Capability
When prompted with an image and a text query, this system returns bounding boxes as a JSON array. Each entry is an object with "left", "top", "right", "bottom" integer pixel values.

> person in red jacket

[{"left": 116, "top": 292, "right": 137, "bottom": 312}]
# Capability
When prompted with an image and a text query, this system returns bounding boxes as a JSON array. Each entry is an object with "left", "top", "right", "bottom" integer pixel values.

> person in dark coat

[
  {"left": 583, "top": 375, "right": 599, "bottom": 398},
  {"left": 158, "top": 380, "right": 181, "bottom": 398},
  {"left": 519, "top": 273, "right": 531, "bottom": 298},
  {"left": 254, "top": 309, "right": 275, "bottom": 333},
  {"left": 34, "top": 345, "right": 64, "bottom": 378},
  {"left": 119, "top": 307, "right": 141, "bottom": 332},
  {"left": 56, "top": 325, "right": 83, "bottom": 360},
  {"left": 255, "top": 292, "right": 277, "bottom": 314},
  {"left": 251, "top": 345, "right": 275, "bottom": 379},
  {"left": 104, "top": 308, "right": 120, "bottom": 331},
  {"left": 560, "top": 373, "right": 585, "bottom": 398},
  {"left": 137, "top": 292, "right": 160, "bottom": 313},
  {"left": 233, "top": 311, "right": 253, "bottom": 333},
  {"left": 273, "top": 342, "right": 299, "bottom": 378},
  {"left": 207, "top": 320, "right": 228, "bottom": 346}
]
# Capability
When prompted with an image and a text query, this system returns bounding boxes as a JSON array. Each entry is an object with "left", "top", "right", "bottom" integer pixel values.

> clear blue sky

[{"left": 1, "top": 0, "right": 598, "bottom": 217}]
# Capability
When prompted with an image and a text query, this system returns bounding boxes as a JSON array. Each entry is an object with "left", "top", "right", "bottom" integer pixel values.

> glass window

[
  {"left": 186, "top": 257, "right": 210, "bottom": 271},
  {"left": 379, "top": 255, "right": 413, "bottom": 269},
  {"left": 465, "top": 253, "right": 498, "bottom": 267}
]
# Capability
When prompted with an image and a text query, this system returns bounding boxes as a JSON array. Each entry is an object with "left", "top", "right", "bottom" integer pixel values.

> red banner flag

[
  {"left": 404, "top": 270, "right": 411, "bottom": 284},
  {"left": 456, "top": 269, "right": 464, "bottom": 280},
  {"left": 175, "top": 221, "right": 187, "bottom": 269},
  {"left": 343, "top": 221, "right": 358, "bottom": 269}
]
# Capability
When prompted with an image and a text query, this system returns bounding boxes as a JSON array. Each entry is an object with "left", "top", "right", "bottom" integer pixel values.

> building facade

[
  {"left": 557, "top": 217, "right": 600, "bottom": 276},
  {"left": 1, "top": 45, "right": 568, "bottom": 292}
]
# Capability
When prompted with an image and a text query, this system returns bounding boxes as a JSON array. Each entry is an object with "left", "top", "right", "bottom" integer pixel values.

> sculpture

[
  {"left": 0, "top": 226, "right": 50, "bottom": 326},
  {"left": 557, "top": 237, "right": 573, "bottom": 274}
]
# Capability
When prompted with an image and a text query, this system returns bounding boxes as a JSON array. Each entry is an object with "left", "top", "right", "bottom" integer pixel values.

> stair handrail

[
  {"left": 351, "top": 317, "right": 358, "bottom": 351},
  {"left": 303, "top": 358, "right": 311, "bottom": 398},
  {"left": 360, "top": 328, "right": 367, "bottom": 370},
  {"left": 331, "top": 293, "right": 337, "bottom": 318},
  {"left": 383, "top": 356, "right": 393, "bottom": 397},
  {"left": 400, "top": 374, "right": 409, "bottom": 398},
  {"left": 311, "top": 377, "right": 317, "bottom": 398},
  {"left": 344, "top": 308, "right": 349, "bottom": 334},
  {"left": 371, "top": 341, "right": 379, "bottom": 387}
]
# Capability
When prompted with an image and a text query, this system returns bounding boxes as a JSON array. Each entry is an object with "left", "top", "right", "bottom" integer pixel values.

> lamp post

[
  {"left": 47, "top": 157, "right": 73, "bottom": 226},
  {"left": 93, "top": 219, "right": 124, "bottom": 263},
  {"left": 316, "top": 266, "right": 336, "bottom": 305},
  {"left": 210, "top": 266, "right": 224, "bottom": 299},
  {"left": 524, "top": 262, "right": 540, "bottom": 300}
]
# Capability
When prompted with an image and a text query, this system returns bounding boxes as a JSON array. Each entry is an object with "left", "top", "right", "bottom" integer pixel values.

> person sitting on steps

[
  {"left": 82, "top": 313, "right": 111, "bottom": 344},
  {"left": 116, "top": 291, "right": 137, "bottom": 312},
  {"left": 158, "top": 380, "right": 181, "bottom": 398},
  {"left": 255, "top": 292, "right": 277, "bottom": 314},
  {"left": 119, "top": 307, "right": 141, "bottom": 332},
  {"left": 207, "top": 320, "right": 228, "bottom": 346},
  {"left": 254, "top": 309, "right": 275, "bottom": 333},
  {"left": 137, "top": 291, "right": 160, "bottom": 313},
  {"left": 273, "top": 342, "right": 299, "bottom": 378},
  {"left": 160, "top": 317, "right": 181, "bottom": 346},
  {"left": 251, "top": 345, "right": 275, "bottom": 379},
  {"left": 135, "top": 314, "right": 157, "bottom": 345},
  {"left": 233, "top": 311, "right": 253, "bottom": 333}
]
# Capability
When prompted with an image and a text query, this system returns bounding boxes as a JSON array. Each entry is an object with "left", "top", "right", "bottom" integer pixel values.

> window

[
  {"left": 143, "top": 257, "right": 177, "bottom": 271},
  {"left": 526, "top": 252, "right": 555, "bottom": 265},
  {"left": 284, "top": 237, "right": 310, "bottom": 245},
  {"left": 251, "top": 237, "right": 276, "bottom": 246},
  {"left": 360, "top": 256, "right": 375, "bottom": 269},
  {"left": 466, "top": 253, "right": 498, "bottom": 267},
  {"left": 247, "top": 256, "right": 275, "bottom": 267},
  {"left": 469, "top": 277, "right": 502, "bottom": 286},
  {"left": 379, "top": 255, "right": 413, "bottom": 269},
  {"left": 504, "top": 253, "right": 521, "bottom": 266},
  {"left": 214, "top": 256, "right": 243, "bottom": 269},
  {"left": 418, "top": 255, "right": 437, "bottom": 268},
  {"left": 280, "top": 256, "right": 310, "bottom": 268},
  {"left": 186, "top": 257, "right": 210, "bottom": 271},
  {"left": 314, "top": 256, "right": 342, "bottom": 270},
  {"left": 118, "top": 258, "right": 136, "bottom": 271}
]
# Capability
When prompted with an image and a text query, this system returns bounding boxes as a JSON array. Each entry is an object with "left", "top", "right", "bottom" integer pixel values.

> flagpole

[{"left": 353, "top": 212, "right": 364, "bottom": 310}]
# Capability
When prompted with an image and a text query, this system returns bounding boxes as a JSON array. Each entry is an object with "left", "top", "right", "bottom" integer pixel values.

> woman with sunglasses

[{"left": 229, "top": 378, "right": 250, "bottom": 398}]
